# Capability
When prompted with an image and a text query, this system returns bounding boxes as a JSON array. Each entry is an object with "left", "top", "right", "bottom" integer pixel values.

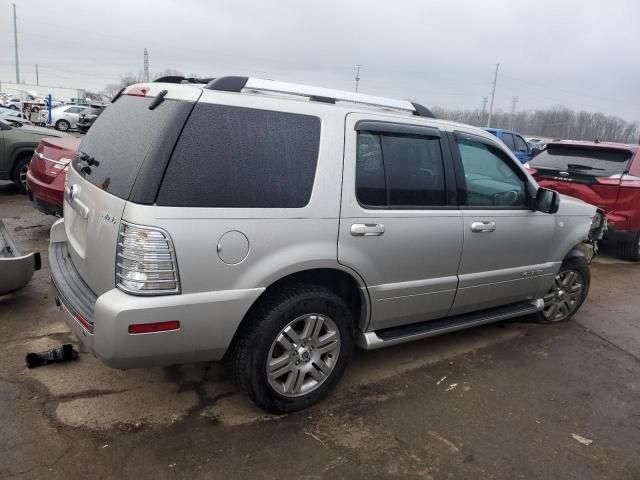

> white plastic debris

[
  {"left": 571, "top": 433, "right": 593, "bottom": 446},
  {"left": 436, "top": 376, "right": 447, "bottom": 385},
  {"left": 445, "top": 383, "right": 458, "bottom": 392}
]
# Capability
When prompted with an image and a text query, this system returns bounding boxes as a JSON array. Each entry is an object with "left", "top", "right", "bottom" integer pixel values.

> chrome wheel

[
  {"left": 57, "top": 120, "right": 69, "bottom": 131},
  {"left": 266, "top": 314, "right": 340, "bottom": 397},
  {"left": 542, "top": 269, "right": 585, "bottom": 322}
]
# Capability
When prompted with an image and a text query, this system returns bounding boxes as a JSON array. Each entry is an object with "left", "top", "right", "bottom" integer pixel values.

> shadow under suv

[{"left": 49, "top": 76, "right": 605, "bottom": 413}]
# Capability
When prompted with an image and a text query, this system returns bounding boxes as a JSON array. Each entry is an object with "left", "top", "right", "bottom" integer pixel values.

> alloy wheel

[
  {"left": 266, "top": 313, "right": 340, "bottom": 397},
  {"left": 19, "top": 162, "right": 29, "bottom": 188},
  {"left": 542, "top": 269, "right": 585, "bottom": 322}
]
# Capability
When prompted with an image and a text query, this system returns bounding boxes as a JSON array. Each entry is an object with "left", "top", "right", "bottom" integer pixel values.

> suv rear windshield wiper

[{"left": 566, "top": 164, "right": 606, "bottom": 171}]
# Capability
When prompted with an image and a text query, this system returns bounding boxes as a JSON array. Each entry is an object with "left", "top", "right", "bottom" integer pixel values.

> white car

[{"left": 50, "top": 105, "right": 86, "bottom": 131}]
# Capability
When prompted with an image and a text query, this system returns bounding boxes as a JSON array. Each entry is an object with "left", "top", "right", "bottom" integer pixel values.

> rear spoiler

[{"left": 154, "top": 76, "right": 214, "bottom": 84}]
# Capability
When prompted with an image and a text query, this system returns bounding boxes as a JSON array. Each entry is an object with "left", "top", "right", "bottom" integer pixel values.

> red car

[
  {"left": 525, "top": 140, "right": 640, "bottom": 260},
  {"left": 26, "top": 136, "right": 81, "bottom": 217}
]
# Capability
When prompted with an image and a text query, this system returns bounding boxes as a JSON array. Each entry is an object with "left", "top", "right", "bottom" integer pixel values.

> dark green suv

[{"left": 0, "top": 118, "right": 68, "bottom": 192}]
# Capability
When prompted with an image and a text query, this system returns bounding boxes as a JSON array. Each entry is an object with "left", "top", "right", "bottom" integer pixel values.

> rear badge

[{"left": 100, "top": 211, "right": 118, "bottom": 225}]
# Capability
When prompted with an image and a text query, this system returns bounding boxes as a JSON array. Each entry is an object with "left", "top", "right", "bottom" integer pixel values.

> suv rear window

[
  {"left": 156, "top": 104, "right": 321, "bottom": 208},
  {"left": 73, "top": 96, "right": 193, "bottom": 200},
  {"left": 531, "top": 145, "right": 633, "bottom": 174}
]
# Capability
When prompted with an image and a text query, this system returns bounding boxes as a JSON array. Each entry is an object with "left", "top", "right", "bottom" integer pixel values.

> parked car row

[{"left": 36, "top": 104, "right": 105, "bottom": 131}]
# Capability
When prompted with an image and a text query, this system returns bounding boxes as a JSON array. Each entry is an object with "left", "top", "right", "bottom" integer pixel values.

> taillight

[
  {"left": 596, "top": 174, "right": 640, "bottom": 188},
  {"left": 126, "top": 86, "right": 150, "bottom": 97},
  {"left": 523, "top": 162, "right": 538, "bottom": 175},
  {"left": 116, "top": 222, "right": 180, "bottom": 295}
]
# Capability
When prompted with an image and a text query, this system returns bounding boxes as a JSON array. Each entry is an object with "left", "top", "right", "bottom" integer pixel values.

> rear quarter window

[{"left": 156, "top": 104, "right": 321, "bottom": 208}]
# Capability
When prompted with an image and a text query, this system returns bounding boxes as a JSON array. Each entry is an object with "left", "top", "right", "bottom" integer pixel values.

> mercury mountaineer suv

[{"left": 49, "top": 76, "right": 606, "bottom": 413}]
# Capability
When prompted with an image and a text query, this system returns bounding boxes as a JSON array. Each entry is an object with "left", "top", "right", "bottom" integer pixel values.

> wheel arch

[
  {"left": 9, "top": 147, "right": 35, "bottom": 178},
  {"left": 226, "top": 267, "right": 371, "bottom": 358}
]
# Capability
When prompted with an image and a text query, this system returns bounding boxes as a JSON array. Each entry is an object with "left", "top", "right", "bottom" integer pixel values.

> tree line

[{"left": 430, "top": 105, "right": 639, "bottom": 144}]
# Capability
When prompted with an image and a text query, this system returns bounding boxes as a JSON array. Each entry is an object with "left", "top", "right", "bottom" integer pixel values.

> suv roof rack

[
  {"left": 205, "top": 76, "right": 436, "bottom": 118},
  {"left": 154, "top": 76, "right": 215, "bottom": 84}
]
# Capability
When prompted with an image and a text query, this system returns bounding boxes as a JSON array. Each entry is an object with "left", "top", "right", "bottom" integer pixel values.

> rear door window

[
  {"left": 157, "top": 104, "right": 321, "bottom": 208},
  {"left": 530, "top": 145, "right": 633, "bottom": 175},
  {"left": 356, "top": 130, "right": 447, "bottom": 208}
]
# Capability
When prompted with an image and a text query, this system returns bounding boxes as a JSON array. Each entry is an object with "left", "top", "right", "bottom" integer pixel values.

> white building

[{"left": 0, "top": 81, "right": 85, "bottom": 102}]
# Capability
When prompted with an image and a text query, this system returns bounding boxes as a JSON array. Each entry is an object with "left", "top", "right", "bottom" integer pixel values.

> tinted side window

[
  {"left": 501, "top": 132, "right": 516, "bottom": 150},
  {"left": 356, "top": 131, "right": 446, "bottom": 207},
  {"left": 514, "top": 135, "right": 528, "bottom": 152},
  {"left": 157, "top": 105, "right": 320, "bottom": 208},
  {"left": 456, "top": 138, "right": 526, "bottom": 208}
]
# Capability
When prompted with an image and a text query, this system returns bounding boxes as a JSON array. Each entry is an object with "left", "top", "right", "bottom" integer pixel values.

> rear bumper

[
  {"left": 604, "top": 223, "right": 637, "bottom": 243},
  {"left": 0, "top": 220, "right": 41, "bottom": 295},
  {"left": 26, "top": 170, "right": 64, "bottom": 216},
  {"left": 48, "top": 219, "right": 263, "bottom": 369}
]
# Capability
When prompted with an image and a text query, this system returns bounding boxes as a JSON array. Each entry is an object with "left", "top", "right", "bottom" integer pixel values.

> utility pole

[
  {"left": 354, "top": 65, "right": 361, "bottom": 93},
  {"left": 486, "top": 63, "right": 500, "bottom": 128},
  {"left": 13, "top": 3, "right": 20, "bottom": 84},
  {"left": 509, "top": 96, "right": 518, "bottom": 129},
  {"left": 143, "top": 48, "right": 149, "bottom": 82},
  {"left": 35, "top": 64, "right": 39, "bottom": 86}
]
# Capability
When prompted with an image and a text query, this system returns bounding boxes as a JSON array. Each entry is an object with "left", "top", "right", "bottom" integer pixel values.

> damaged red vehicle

[
  {"left": 526, "top": 140, "right": 640, "bottom": 260},
  {"left": 26, "top": 136, "right": 81, "bottom": 217}
]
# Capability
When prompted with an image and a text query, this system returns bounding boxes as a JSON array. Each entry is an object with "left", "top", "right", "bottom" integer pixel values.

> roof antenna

[{"left": 595, "top": 138, "right": 600, "bottom": 143}]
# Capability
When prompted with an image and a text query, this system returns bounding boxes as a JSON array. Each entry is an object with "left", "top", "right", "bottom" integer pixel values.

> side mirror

[{"left": 535, "top": 187, "right": 560, "bottom": 214}]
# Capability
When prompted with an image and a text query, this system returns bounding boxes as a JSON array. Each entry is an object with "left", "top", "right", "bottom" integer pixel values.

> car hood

[{"left": 15, "top": 124, "right": 70, "bottom": 138}]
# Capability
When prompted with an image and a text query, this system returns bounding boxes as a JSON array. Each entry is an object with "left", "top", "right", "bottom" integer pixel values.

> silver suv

[{"left": 49, "top": 76, "right": 606, "bottom": 413}]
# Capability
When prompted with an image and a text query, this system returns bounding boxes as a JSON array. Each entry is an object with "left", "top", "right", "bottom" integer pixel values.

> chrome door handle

[
  {"left": 350, "top": 223, "right": 385, "bottom": 236},
  {"left": 471, "top": 221, "right": 496, "bottom": 233}
]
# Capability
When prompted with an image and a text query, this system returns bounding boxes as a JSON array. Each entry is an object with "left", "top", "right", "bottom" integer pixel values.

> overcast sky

[{"left": 1, "top": 0, "right": 638, "bottom": 121}]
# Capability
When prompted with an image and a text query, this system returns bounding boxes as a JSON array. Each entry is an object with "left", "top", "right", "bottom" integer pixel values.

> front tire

[
  {"left": 233, "top": 284, "right": 354, "bottom": 413},
  {"left": 617, "top": 233, "right": 640, "bottom": 262},
  {"left": 55, "top": 119, "right": 70, "bottom": 131},
  {"left": 535, "top": 257, "right": 590, "bottom": 323}
]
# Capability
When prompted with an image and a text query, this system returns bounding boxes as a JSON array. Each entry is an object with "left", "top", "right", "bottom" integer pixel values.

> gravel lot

[{"left": 1, "top": 181, "right": 639, "bottom": 479}]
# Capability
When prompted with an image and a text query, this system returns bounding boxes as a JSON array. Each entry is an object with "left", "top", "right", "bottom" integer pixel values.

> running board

[{"left": 357, "top": 299, "right": 543, "bottom": 350}]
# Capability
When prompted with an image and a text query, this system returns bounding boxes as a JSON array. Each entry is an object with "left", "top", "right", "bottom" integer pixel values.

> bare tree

[{"left": 432, "top": 104, "right": 640, "bottom": 143}]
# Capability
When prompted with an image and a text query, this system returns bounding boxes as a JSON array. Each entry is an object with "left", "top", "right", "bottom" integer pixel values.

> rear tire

[
  {"left": 617, "top": 233, "right": 640, "bottom": 262},
  {"left": 11, "top": 155, "right": 31, "bottom": 194},
  {"left": 233, "top": 284, "right": 354, "bottom": 413},
  {"left": 55, "top": 119, "right": 70, "bottom": 131},
  {"left": 534, "top": 257, "right": 590, "bottom": 323}
]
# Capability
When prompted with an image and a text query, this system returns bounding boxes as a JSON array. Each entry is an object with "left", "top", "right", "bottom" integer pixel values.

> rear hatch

[
  {"left": 30, "top": 137, "right": 80, "bottom": 184},
  {"left": 64, "top": 87, "right": 199, "bottom": 296},
  {"left": 529, "top": 143, "right": 635, "bottom": 212}
]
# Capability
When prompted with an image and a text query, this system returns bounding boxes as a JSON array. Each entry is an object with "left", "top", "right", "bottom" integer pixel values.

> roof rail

[
  {"left": 205, "top": 76, "right": 436, "bottom": 118},
  {"left": 154, "top": 76, "right": 215, "bottom": 84}
]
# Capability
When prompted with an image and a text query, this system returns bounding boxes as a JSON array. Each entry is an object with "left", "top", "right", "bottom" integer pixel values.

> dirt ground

[{"left": 1, "top": 181, "right": 639, "bottom": 480}]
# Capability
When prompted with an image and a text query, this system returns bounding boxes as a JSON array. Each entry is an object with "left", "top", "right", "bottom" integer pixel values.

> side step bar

[{"left": 357, "top": 299, "right": 543, "bottom": 350}]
